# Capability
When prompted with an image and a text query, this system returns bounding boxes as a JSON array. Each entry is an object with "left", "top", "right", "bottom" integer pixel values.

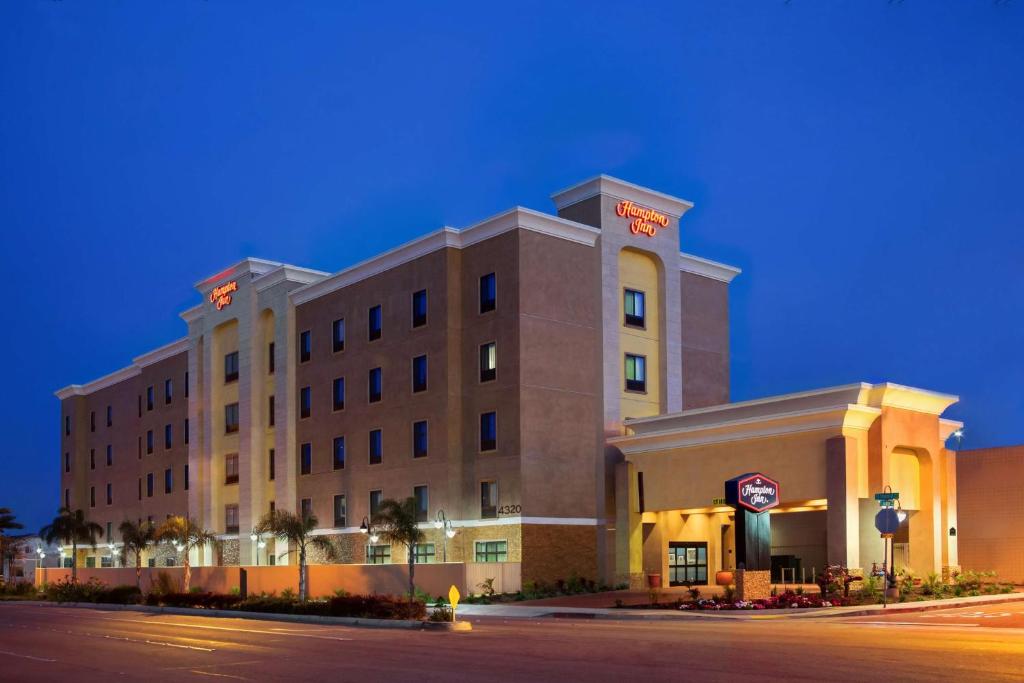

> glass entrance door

[{"left": 668, "top": 542, "right": 708, "bottom": 586}]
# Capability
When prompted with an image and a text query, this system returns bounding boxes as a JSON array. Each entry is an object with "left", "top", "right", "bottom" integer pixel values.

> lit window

[
  {"left": 412, "top": 289, "right": 427, "bottom": 328},
  {"left": 481, "top": 480, "right": 498, "bottom": 519},
  {"left": 414, "top": 485, "right": 428, "bottom": 523},
  {"left": 225, "top": 402, "right": 240, "bottom": 433},
  {"left": 369, "top": 489, "right": 382, "bottom": 517},
  {"left": 333, "top": 437, "right": 345, "bottom": 470},
  {"left": 480, "top": 412, "right": 497, "bottom": 452},
  {"left": 413, "top": 421, "right": 428, "bottom": 458},
  {"left": 367, "top": 544, "right": 390, "bottom": 564},
  {"left": 300, "top": 443, "right": 312, "bottom": 475},
  {"left": 300, "top": 387, "right": 311, "bottom": 419},
  {"left": 368, "top": 368, "right": 382, "bottom": 403},
  {"left": 299, "top": 330, "right": 311, "bottom": 363},
  {"left": 369, "top": 429, "right": 383, "bottom": 465},
  {"left": 480, "top": 342, "right": 496, "bottom": 382},
  {"left": 475, "top": 540, "right": 508, "bottom": 563},
  {"left": 368, "top": 305, "right": 382, "bottom": 341},
  {"left": 225, "top": 504, "right": 239, "bottom": 533},
  {"left": 412, "top": 355, "right": 427, "bottom": 393},
  {"left": 480, "top": 273, "right": 496, "bottom": 313},
  {"left": 225, "top": 453, "right": 239, "bottom": 484},
  {"left": 412, "top": 543, "right": 435, "bottom": 564},
  {"left": 333, "top": 377, "right": 345, "bottom": 411},
  {"left": 333, "top": 494, "right": 347, "bottom": 528},
  {"left": 624, "top": 289, "right": 645, "bottom": 328},
  {"left": 625, "top": 354, "right": 646, "bottom": 392},
  {"left": 333, "top": 318, "right": 346, "bottom": 353},
  {"left": 224, "top": 352, "right": 239, "bottom": 383},
  {"left": 300, "top": 498, "right": 313, "bottom": 520}
]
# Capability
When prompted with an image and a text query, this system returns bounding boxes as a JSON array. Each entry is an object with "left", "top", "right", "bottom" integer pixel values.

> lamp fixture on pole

[{"left": 434, "top": 510, "right": 456, "bottom": 563}]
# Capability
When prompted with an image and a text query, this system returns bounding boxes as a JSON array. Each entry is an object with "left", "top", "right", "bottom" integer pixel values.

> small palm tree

[
  {"left": 256, "top": 509, "right": 335, "bottom": 602},
  {"left": 0, "top": 508, "right": 24, "bottom": 582},
  {"left": 156, "top": 516, "right": 218, "bottom": 593},
  {"left": 372, "top": 497, "right": 424, "bottom": 606},
  {"left": 39, "top": 508, "right": 103, "bottom": 583},
  {"left": 119, "top": 519, "right": 157, "bottom": 590}
]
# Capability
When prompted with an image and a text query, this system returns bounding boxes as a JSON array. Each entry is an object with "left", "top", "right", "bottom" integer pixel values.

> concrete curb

[{"left": 0, "top": 600, "right": 472, "bottom": 632}]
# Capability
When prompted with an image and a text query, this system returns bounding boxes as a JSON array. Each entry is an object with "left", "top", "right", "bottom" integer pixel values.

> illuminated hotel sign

[
  {"left": 616, "top": 200, "right": 669, "bottom": 238},
  {"left": 210, "top": 281, "right": 238, "bottom": 310},
  {"left": 732, "top": 473, "right": 780, "bottom": 513}
]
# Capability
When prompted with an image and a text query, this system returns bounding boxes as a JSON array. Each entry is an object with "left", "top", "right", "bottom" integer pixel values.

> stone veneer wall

[
  {"left": 304, "top": 525, "right": 523, "bottom": 566},
  {"left": 521, "top": 524, "right": 597, "bottom": 585},
  {"left": 736, "top": 569, "right": 771, "bottom": 600}
]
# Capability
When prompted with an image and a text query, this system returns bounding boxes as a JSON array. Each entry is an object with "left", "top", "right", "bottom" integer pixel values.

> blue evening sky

[{"left": 1, "top": 2, "right": 1021, "bottom": 529}]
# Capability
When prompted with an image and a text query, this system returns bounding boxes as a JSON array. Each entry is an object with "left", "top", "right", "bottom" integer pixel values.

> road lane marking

[
  {"left": 106, "top": 618, "right": 353, "bottom": 641},
  {"left": 146, "top": 639, "right": 216, "bottom": 651},
  {"left": 855, "top": 621, "right": 980, "bottom": 627},
  {"left": 0, "top": 649, "right": 56, "bottom": 663},
  {"left": 189, "top": 671, "right": 251, "bottom": 681}
]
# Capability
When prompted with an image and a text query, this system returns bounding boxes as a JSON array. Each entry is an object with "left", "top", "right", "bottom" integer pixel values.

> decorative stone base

[
  {"left": 735, "top": 569, "right": 771, "bottom": 601},
  {"left": 942, "top": 565, "right": 962, "bottom": 584}
]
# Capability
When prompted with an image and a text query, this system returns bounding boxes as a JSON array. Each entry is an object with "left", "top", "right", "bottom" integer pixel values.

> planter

[
  {"left": 647, "top": 574, "right": 662, "bottom": 589},
  {"left": 715, "top": 571, "right": 734, "bottom": 587}
]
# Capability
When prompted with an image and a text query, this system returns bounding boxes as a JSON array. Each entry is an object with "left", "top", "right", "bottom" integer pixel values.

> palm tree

[
  {"left": 39, "top": 508, "right": 103, "bottom": 583},
  {"left": 119, "top": 519, "right": 156, "bottom": 590},
  {"left": 372, "top": 497, "right": 424, "bottom": 607},
  {"left": 156, "top": 516, "right": 218, "bottom": 593},
  {"left": 256, "top": 509, "right": 335, "bottom": 601},
  {"left": 0, "top": 508, "right": 24, "bottom": 582}
]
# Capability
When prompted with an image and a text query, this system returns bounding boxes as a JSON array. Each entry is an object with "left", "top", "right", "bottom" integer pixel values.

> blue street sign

[
  {"left": 874, "top": 492, "right": 900, "bottom": 502},
  {"left": 875, "top": 508, "right": 900, "bottom": 535}
]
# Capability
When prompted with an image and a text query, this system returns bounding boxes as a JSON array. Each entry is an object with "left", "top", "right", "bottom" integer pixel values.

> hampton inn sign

[
  {"left": 209, "top": 281, "right": 238, "bottom": 310},
  {"left": 616, "top": 200, "right": 669, "bottom": 237}
]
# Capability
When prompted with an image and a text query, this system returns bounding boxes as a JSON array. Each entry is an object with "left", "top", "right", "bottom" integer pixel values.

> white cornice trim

[
  {"left": 290, "top": 207, "right": 600, "bottom": 307},
  {"left": 193, "top": 257, "right": 285, "bottom": 291},
  {"left": 303, "top": 517, "right": 604, "bottom": 536},
  {"left": 133, "top": 338, "right": 189, "bottom": 368},
  {"left": 55, "top": 338, "right": 190, "bottom": 399},
  {"left": 550, "top": 174, "right": 694, "bottom": 217},
  {"left": 679, "top": 252, "right": 742, "bottom": 283},
  {"left": 253, "top": 264, "right": 330, "bottom": 293},
  {"left": 179, "top": 304, "right": 204, "bottom": 324}
]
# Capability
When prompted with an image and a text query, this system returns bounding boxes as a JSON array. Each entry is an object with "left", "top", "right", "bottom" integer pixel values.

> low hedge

[
  {"left": 144, "top": 593, "right": 425, "bottom": 620},
  {"left": 45, "top": 578, "right": 142, "bottom": 604},
  {"left": 145, "top": 592, "right": 240, "bottom": 610}
]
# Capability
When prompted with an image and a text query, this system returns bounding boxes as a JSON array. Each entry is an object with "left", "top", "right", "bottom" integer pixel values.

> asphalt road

[{"left": 0, "top": 602, "right": 1022, "bottom": 682}]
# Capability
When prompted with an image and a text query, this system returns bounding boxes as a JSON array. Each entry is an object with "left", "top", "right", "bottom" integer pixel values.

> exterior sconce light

[
  {"left": 360, "top": 517, "right": 378, "bottom": 543},
  {"left": 949, "top": 527, "right": 957, "bottom": 537}
]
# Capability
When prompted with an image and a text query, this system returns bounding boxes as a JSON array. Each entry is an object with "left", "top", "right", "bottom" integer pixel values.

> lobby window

[
  {"left": 106, "top": 445, "right": 112, "bottom": 466},
  {"left": 333, "top": 436, "right": 345, "bottom": 470},
  {"left": 185, "top": 464, "right": 189, "bottom": 491},
  {"left": 668, "top": 542, "right": 708, "bottom": 587},
  {"left": 146, "top": 430, "right": 154, "bottom": 455},
  {"left": 414, "top": 485, "right": 428, "bottom": 523},
  {"left": 480, "top": 412, "right": 497, "bottom": 452},
  {"left": 333, "top": 494, "right": 347, "bottom": 528},
  {"left": 225, "top": 504, "right": 239, "bottom": 534},
  {"left": 165, "top": 378, "right": 173, "bottom": 404},
  {"left": 369, "top": 429, "right": 383, "bottom": 465},
  {"left": 475, "top": 540, "right": 507, "bottom": 563},
  {"left": 368, "top": 368, "right": 382, "bottom": 403},
  {"left": 413, "top": 420, "right": 428, "bottom": 458},
  {"left": 369, "top": 489, "right": 382, "bottom": 517},
  {"left": 165, "top": 424, "right": 173, "bottom": 449},
  {"left": 90, "top": 449, "right": 96, "bottom": 470},
  {"left": 480, "top": 272, "right": 496, "bottom": 313},
  {"left": 164, "top": 468, "right": 173, "bottom": 494},
  {"left": 300, "top": 443, "right": 312, "bottom": 475},
  {"left": 64, "top": 452, "right": 70, "bottom": 473},
  {"left": 225, "top": 402, "right": 240, "bottom": 433},
  {"left": 332, "top": 318, "right": 345, "bottom": 353},
  {"left": 225, "top": 453, "right": 239, "bottom": 485},
  {"left": 481, "top": 480, "right": 498, "bottom": 519},
  {"left": 366, "top": 544, "right": 390, "bottom": 565},
  {"left": 300, "top": 498, "right": 313, "bottom": 520},
  {"left": 184, "top": 418, "right": 190, "bottom": 445},
  {"left": 412, "top": 355, "right": 427, "bottom": 393},
  {"left": 90, "top": 411, "right": 96, "bottom": 433},
  {"left": 625, "top": 354, "right": 646, "bottom": 392},
  {"left": 106, "top": 483, "right": 112, "bottom": 506},
  {"left": 412, "top": 289, "right": 427, "bottom": 328},
  {"left": 268, "top": 395, "right": 275, "bottom": 426},
  {"left": 224, "top": 351, "right": 239, "bottom": 383},
  {"left": 299, "top": 330, "right": 311, "bottom": 363},
  {"left": 106, "top": 405, "right": 112, "bottom": 427},
  {"left": 368, "top": 305, "right": 382, "bottom": 341},
  {"left": 300, "top": 387, "right": 311, "bottom": 419},
  {"left": 147, "top": 473, "right": 154, "bottom": 498},
  {"left": 147, "top": 386, "right": 154, "bottom": 411},
  {"left": 333, "top": 377, "right": 345, "bottom": 411},
  {"left": 268, "top": 342, "right": 275, "bottom": 374},
  {"left": 412, "top": 543, "right": 435, "bottom": 564},
  {"left": 268, "top": 449, "right": 275, "bottom": 481},
  {"left": 624, "top": 289, "right": 646, "bottom": 328},
  {"left": 478, "top": 342, "right": 498, "bottom": 383}
]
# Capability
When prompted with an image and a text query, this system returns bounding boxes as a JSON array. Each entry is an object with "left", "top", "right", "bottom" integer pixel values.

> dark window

[
  {"left": 413, "top": 421, "right": 428, "bottom": 458},
  {"left": 668, "top": 542, "right": 709, "bottom": 586},
  {"left": 90, "top": 449, "right": 95, "bottom": 470},
  {"left": 185, "top": 371, "right": 189, "bottom": 398},
  {"left": 299, "top": 330, "right": 311, "bottom": 363},
  {"left": 369, "top": 429, "right": 383, "bottom": 465},
  {"left": 90, "top": 411, "right": 96, "bottom": 433},
  {"left": 224, "top": 351, "right": 239, "bottom": 383},
  {"left": 147, "top": 386, "right": 154, "bottom": 411},
  {"left": 332, "top": 318, "right": 345, "bottom": 353},
  {"left": 65, "top": 489, "right": 70, "bottom": 509},
  {"left": 268, "top": 341, "right": 275, "bottom": 374},
  {"left": 412, "top": 355, "right": 427, "bottom": 393},
  {"left": 165, "top": 424, "right": 173, "bottom": 449},
  {"left": 184, "top": 418, "right": 190, "bottom": 445},
  {"left": 90, "top": 486, "right": 95, "bottom": 508},
  {"left": 625, "top": 354, "right": 646, "bottom": 392},
  {"left": 300, "top": 443, "right": 312, "bottom": 475},
  {"left": 268, "top": 449, "right": 275, "bottom": 480},
  {"left": 106, "top": 445, "right": 112, "bottom": 466},
  {"left": 138, "top": 479, "right": 142, "bottom": 500},
  {"left": 412, "top": 289, "right": 427, "bottom": 328},
  {"left": 106, "top": 405, "right": 112, "bottom": 427},
  {"left": 412, "top": 543, "right": 435, "bottom": 564},
  {"left": 333, "top": 377, "right": 345, "bottom": 411},
  {"left": 475, "top": 540, "right": 508, "bottom": 563},
  {"left": 146, "top": 430, "right": 154, "bottom": 455},
  {"left": 64, "top": 452, "right": 70, "bottom": 473},
  {"left": 147, "top": 473, "right": 154, "bottom": 498},
  {"left": 300, "top": 498, "right": 312, "bottom": 521},
  {"left": 368, "top": 368, "right": 382, "bottom": 403},
  {"left": 414, "top": 485, "right": 428, "bottom": 523},
  {"left": 164, "top": 469, "right": 173, "bottom": 494},
  {"left": 106, "top": 483, "right": 112, "bottom": 505},
  {"left": 225, "top": 453, "right": 239, "bottom": 484},
  {"left": 333, "top": 437, "right": 345, "bottom": 470},
  {"left": 624, "top": 289, "right": 646, "bottom": 328},
  {"left": 480, "top": 273, "right": 496, "bottom": 313},
  {"left": 184, "top": 464, "right": 189, "bottom": 491},
  {"left": 300, "top": 387, "right": 311, "bottom": 419},
  {"left": 64, "top": 415, "right": 70, "bottom": 436},
  {"left": 637, "top": 471, "right": 645, "bottom": 513},
  {"left": 480, "top": 412, "right": 497, "bottom": 452},
  {"left": 225, "top": 402, "right": 240, "bottom": 433},
  {"left": 225, "top": 505, "right": 239, "bottom": 534},
  {"left": 165, "top": 378, "right": 173, "bottom": 404},
  {"left": 138, "top": 436, "right": 142, "bottom": 459},
  {"left": 480, "top": 342, "right": 496, "bottom": 382},
  {"left": 369, "top": 490, "right": 382, "bottom": 517},
  {"left": 268, "top": 395, "right": 275, "bottom": 426},
  {"left": 333, "top": 494, "right": 347, "bottom": 527},
  {"left": 368, "top": 305, "right": 382, "bottom": 341},
  {"left": 367, "top": 544, "right": 390, "bottom": 565},
  {"left": 481, "top": 480, "right": 498, "bottom": 519},
  {"left": 138, "top": 396, "right": 142, "bottom": 417}
]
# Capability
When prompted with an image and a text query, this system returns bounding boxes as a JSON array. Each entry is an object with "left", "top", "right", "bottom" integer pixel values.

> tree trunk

[
  {"left": 183, "top": 552, "right": 191, "bottom": 593},
  {"left": 408, "top": 547, "right": 415, "bottom": 607},
  {"left": 298, "top": 547, "right": 307, "bottom": 602},
  {"left": 71, "top": 540, "right": 78, "bottom": 583},
  {"left": 135, "top": 552, "right": 142, "bottom": 591}
]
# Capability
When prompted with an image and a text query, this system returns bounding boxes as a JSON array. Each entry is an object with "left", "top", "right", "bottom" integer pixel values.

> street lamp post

[
  {"left": 37, "top": 547, "right": 46, "bottom": 585},
  {"left": 249, "top": 531, "right": 267, "bottom": 566},
  {"left": 433, "top": 510, "right": 456, "bottom": 563},
  {"left": 359, "top": 517, "right": 379, "bottom": 544}
]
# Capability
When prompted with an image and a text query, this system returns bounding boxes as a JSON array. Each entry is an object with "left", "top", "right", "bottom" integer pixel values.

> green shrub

[
  {"left": 104, "top": 585, "right": 143, "bottom": 604},
  {"left": 723, "top": 585, "right": 736, "bottom": 602},
  {"left": 859, "top": 574, "right": 880, "bottom": 601},
  {"left": 429, "top": 605, "right": 453, "bottom": 622},
  {"left": 147, "top": 592, "right": 239, "bottom": 610},
  {"left": 152, "top": 571, "right": 177, "bottom": 596},
  {"left": 0, "top": 581, "right": 37, "bottom": 598}
]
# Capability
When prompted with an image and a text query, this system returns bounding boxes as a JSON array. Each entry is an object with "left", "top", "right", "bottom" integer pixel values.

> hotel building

[{"left": 56, "top": 175, "right": 961, "bottom": 588}]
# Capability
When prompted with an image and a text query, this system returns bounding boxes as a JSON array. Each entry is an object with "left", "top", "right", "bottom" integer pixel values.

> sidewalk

[{"left": 456, "top": 591, "right": 1024, "bottom": 621}]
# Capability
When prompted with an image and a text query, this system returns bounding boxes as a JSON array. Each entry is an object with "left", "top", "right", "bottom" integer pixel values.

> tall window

[
  {"left": 299, "top": 330, "right": 311, "bottom": 363},
  {"left": 332, "top": 318, "right": 345, "bottom": 352},
  {"left": 146, "top": 386, "right": 154, "bottom": 411},
  {"left": 225, "top": 453, "right": 239, "bottom": 484},
  {"left": 165, "top": 378, "right": 173, "bottom": 404},
  {"left": 224, "top": 352, "right": 239, "bottom": 383},
  {"left": 300, "top": 443, "right": 312, "bottom": 475},
  {"left": 90, "top": 486, "right": 95, "bottom": 508},
  {"left": 480, "top": 342, "right": 496, "bottom": 382},
  {"left": 413, "top": 421, "right": 428, "bottom": 458},
  {"left": 225, "top": 403, "right": 240, "bottom": 433},
  {"left": 90, "top": 449, "right": 95, "bottom": 470},
  {"left": 268, "top": 341, "right": 276, "bottom": 374},
  {"left": 225, "top": 504, "right": 239, "bottom": 534},
  {"left": 624, "top": 289, "right": 646, "bottom": 327},
  {"left": 625, "top": 354, "right": 646, "bottom": 392},
  {"left": 369, "top": 429, "right": 383, "bottom": 465},
  {"left": 300, "top": 498, "right": 313, "bottom": 520},
  {"left": 300, "top": 387, "right": 311, "bottom": 419},
  {"left": 414, "top": 485, "right": 428, "bottom": 523},
  {"left": 369, "top": 489, "right": 383, "bottom": 517},
  {"left": 146, "top": 430, "right": 154, "bottom": 454},
  {"left": 185, "top": 371, "right": 190, "bottom": 397},
  {"left": 106, "top": 483, "right": 112, "bottom": 505},
  {"left": 64, "top": 415, "right": 70, "bottom": 436},
  {"left": 333, "top": 377, "right": 345, "bottom": 411},
  {"left": 481, "top": 480, "right": 498, "bottom": 519},
  {"left": 106, "top": 405, "right": 112, "bottom": 427},
  {"left": 333, "top": 494, "right": 347, "bottom": 527},
  {"left": 65, "top": 488, "right": 70, "bottom": 509},
  {"left": 106, "top": 445, "right": 112, "bottom": 466},
  {"left": 90, "top": 411, "right": 96, "bottom": 432},
  {"left": 333, "top": 436, "right": 345, "bottom": 470},
  {"left": 368, "top": 368, "right": 382, "bottom": 403},
  {"left": 185, "top": 464, "right": 189, "bottom": 490},
  {"left": 138, "top": 396, "right": 142, "bottom": 417},
  {"left": 412, "top": 289, "right": 427, "bottom": 328},
  {"left": 146, "top": 473, "right": 154, "bottom": 498},
  {"left": 480, "top": 412, "right": 497, "bottom": 452},
  {"left": 64, "top": 452, "right": 70, "bottom": 473},
  {"left": 184, "top": 418, "right": 190, "bottom": 445},
  {"left": 367, "top": 545, "right": 390, "bottom": 564},
  {"left": 268, "top": 395, "right": 275, "bottom": 426},
  {"left": 164, "top": 468, "right": 173, "bottom": 494},
  {"left": 165, "top": 423, "right": 173, "bottom": 449},
  {"left": 268, "top": 449, "right": 275, "bottom": 481},
  {"left": 368, "top": 305, "right": 382, "bottom": 341},
  {"left": 480, "top": 272, "right": 496, "bottom": 313},
  {"left": 412, "top": 355, "right": 427, "bottom": 393},
  {"left": 475, "top": 540, "right": 508, "bottom": 563}
]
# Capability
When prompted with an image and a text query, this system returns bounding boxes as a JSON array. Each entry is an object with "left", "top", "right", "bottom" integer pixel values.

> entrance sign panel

[
  {"left": 727, "top": 473, "right": 780, "bottom": 513},
  {"left": 724, "top": 472, "right": 780, "bottom": 571}
]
